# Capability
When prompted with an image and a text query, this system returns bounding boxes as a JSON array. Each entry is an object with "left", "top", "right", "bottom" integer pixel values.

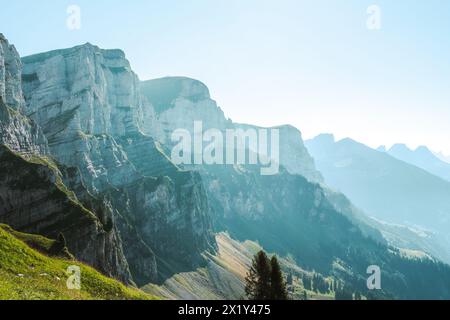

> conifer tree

[
  {"left": 269, "top": 256, "right": 288, "bottom": 300},
  {"left": 312, "top": 274, "right": 318, "bottom": 292},
  {"left": 245, "top": 251, "right": 271, "bottom": 300},
  {"left": 302, "top": 274, "right": 312, "bottom": 290}
]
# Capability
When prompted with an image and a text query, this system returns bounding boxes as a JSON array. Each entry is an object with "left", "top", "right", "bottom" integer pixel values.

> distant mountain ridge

[
  {"left": 434, "top": 151, "right": 450, "bottom": 164},
  {"left": 306, "top": 134, "right": 450, "bottom": 262},
  {"left": 306, "top": 134, "right": 450, "bottom": 231},
  {"left": 382, "top": 144, "right": 450, "bottom": 182}
]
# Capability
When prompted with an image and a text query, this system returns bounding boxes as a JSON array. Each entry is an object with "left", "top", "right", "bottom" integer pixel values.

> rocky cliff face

[
  {"left": 21, "top": 45, "right": 216, "bottom": 285},
  {"left": 0, "top": 34, "right": 47, "bottom": 155},
  {"left": 140, "top": 77, "right": 323, "bottom": 183},
  {"left": 139, "top": 77, "right": 386, "bottom": 273},
  {"left": 0, "top": 34, "right": 24, "bottom": 111},
  {"left": 138, "top": 77, "right": 450, "bottom": 300},
  {"left": 139, "top": 77, "right": 329, "bottom": 228},
  {"left": 0, "top": 98, "right": 47, "bottom": 155},
  {"left": 0, "top": 146, "right": 132, "bottom": 282},
  {"left": 0, "top": 35, "right": 132, "bottom": 283}
]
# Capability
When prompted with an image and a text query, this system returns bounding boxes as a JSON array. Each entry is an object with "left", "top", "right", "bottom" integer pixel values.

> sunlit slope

[
  {"left": 143, "top": 233, "right": 332, "bottom": 300},
  {"left": 0, "top": 225, "right": 158, "bottom": 300}
]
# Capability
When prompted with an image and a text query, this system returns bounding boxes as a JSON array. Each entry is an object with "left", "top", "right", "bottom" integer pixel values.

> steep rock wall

[{"left": 21, "top": 45, "right": 216, "bottom": 284}]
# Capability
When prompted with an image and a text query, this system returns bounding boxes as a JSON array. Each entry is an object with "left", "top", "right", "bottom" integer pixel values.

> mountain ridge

[
  {"left": 2, "top": 38, "right": 450, "bottom": 299},
  {"left": 383, "top": 143, "right": 450, "bottom": 182}
]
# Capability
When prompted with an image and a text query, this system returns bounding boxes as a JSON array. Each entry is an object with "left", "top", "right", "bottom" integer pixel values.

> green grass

[
  {"left": 0, "top": 224, "right": 72, "bottom": 258},
  {"left": 0, "top": 225, "right": 159, "bottom": 300}
]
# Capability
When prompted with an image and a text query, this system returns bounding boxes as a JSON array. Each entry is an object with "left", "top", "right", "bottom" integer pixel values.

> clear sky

[{"left": 1, "top": 0, "right": 449, "bottom": 154}]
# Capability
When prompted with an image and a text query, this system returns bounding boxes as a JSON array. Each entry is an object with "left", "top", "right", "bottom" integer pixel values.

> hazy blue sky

[{"left": 1, "top": 0, "right": 449, "bottom": 154}]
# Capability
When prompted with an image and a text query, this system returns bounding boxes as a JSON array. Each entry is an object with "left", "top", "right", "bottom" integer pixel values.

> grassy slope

[
  {"left": 0, "top": 225, "right": 158, "bottom": 300},
  {"left": 143, "top": 233, "right": 334, "bottom": 300}
]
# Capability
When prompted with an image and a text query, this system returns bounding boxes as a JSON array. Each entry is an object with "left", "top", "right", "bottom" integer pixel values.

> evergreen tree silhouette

[
  {"left": 245, "top": 251, "right": 271, "bottom": 300},
  {"left": 269, "top": 256, "right": 288, "bottom": 300}
]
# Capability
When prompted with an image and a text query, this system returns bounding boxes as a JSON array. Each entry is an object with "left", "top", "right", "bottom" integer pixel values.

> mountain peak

[
  {"left": 141, "top": 76, "right": 211, "bottom": 114},
  {"left": 389, "top": 143, "right": 411, "bottom": 153},
  {"left": 415, "top": 145, "right": 433, "bottom": 154},
  {"left": 273, "top": 124, "right": 302, "bottom": 134},
  {"left": 386, "top": 143, "right": 450, "bottom": 182},
  {"left": 22, "top": 43, "right": 126, "bottom": 64},
  {"left": 312, "top": 133, "right": 335, "bottom": 144}
]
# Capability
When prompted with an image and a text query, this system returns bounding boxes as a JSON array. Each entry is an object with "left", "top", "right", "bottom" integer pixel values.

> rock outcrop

[
  {"left": 0, "top": 33, "right": 25, "bottom": 111},
  {"left": 0, "top": 34, "right": 47, "bottom": 155},
  {"left": 140, "top": 77, "right": 323, "bottom": 183},
  {"left": 139, "top": 77, "right": 386, "bottom": 274},
  {"left": 21, "top": 45, "right": 216, "bottom": 285},
  {"left": 0, "top": 35, "right": 132, "bottom": 283}
]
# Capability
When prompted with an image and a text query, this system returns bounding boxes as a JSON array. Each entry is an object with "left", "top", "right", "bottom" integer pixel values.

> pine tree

[
  {"left": 269, "top": 256, "right": 288, "bottom": 300},
  {"left": 312, "top": 274, "right": 318, "bottom": 292},
  {"left": 302, "top": 274, "right": 312, "bottom": 290},
  {"left": 335, "top": 285, "right": 354, "bottom": 300},
  {"left": 245, "top": 251, "right": 271, "bottom": 300}
]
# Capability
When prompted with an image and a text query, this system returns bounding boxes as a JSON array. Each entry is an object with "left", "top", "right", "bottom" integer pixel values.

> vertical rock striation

[
  {"left": 0, "top": 34, "right": 47, "bottom": 154},
  {"left": 140, "top": 77, "right": 323, "bottom": 183},
  {"left": 21, "top": 45, "right": 216, "bottom": 285},
  {"left": 0, "top": 35, "right": 132, "bottom": 283},
  {"left": 0, "top": 33, "right": 25, "bottom": 111}
]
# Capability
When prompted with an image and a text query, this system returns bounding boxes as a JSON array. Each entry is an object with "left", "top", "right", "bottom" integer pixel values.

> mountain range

[
  {"left": 2, "top": 33, "right": 450, "bottom": 299},
  {"left": 378, "top": 144, "right": 450, "bottom": 182},
  {"left": 434, "top": 152, "right": 450, "bottom": 165},
  {"left": 306, "top": 134, "right": 450, "bottom": 263}
]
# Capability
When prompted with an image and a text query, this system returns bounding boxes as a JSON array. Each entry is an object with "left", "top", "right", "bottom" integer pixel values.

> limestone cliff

[
  {"left": 21, "top": 45, "right": 216, "bottom": 285},
  {"left": 0, "top": 33, "right": 24, "bottom": 111},
  {"left": 0, "top": 35, "right": 132, "bottom": 283},
  {"left": 140, "top": 77, "right": 323, "bottom": 183},
  {"left": 0, "top": 34, "right": 47, "bottom": 155},
  {"left": 139, "top": 76, "right": 391, "bottom": 282}
]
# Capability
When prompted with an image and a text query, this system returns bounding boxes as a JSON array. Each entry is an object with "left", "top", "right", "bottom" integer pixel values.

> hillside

[
  {"left": 0, "top": 224, "right": 157, "bottom": 300},
  {"left": 143, "top": 233, "right": 333, "bottom": 300}
]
